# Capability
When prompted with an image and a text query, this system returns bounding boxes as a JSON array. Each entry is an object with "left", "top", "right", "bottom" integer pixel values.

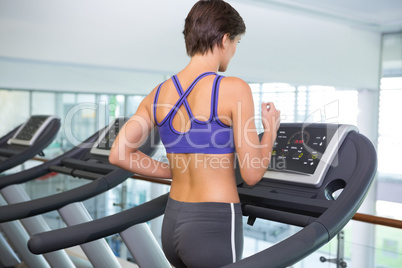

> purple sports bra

[{"left": 153, "top": 72, "right": 235, "bottom": 154}]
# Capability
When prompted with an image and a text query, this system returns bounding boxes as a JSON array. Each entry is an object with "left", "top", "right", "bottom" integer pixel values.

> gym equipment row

[
  {"left": 0, "top": 117, "right": 377, "bottom": 267},
  {"left": 0, "top": 116, "right": 159, "bottom": 267}
]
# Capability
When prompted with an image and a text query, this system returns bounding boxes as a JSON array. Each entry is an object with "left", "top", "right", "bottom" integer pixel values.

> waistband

[{"left": 167, "top": 196, "right": 242, "bottom": 214}]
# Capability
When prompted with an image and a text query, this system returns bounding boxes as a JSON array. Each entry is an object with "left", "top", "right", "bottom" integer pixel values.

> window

[
  {"left": 0, "top": 90, "right": 30, "bottom": 137},
  {"left": 378, "top": 77, "right": 402, "bottom": 178},
  {"left": 251, "top": 83, "right": 358, "bottom": 133}
]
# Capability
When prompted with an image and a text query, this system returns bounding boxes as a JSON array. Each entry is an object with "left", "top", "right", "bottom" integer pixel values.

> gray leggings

[{"left": 161, "top": 196, "right": 243, "bottom": 268}]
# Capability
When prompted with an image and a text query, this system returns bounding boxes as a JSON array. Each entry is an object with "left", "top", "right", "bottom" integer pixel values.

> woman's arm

[
  {"left": 227, "top": 78, "right": 280, "bottom": 186},
  {"left": 109, "top": 91, "right": 172, "bottom": 179}
]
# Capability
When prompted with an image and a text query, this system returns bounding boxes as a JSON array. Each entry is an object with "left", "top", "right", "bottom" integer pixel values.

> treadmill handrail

[
  {"left": 0, "top": 118, "right": 60, "bottom": 173},
  {"left": 28, "top": 193, "right": 169, "bottom": 254},
  {"left": 0, "top": 147, "right": 22, "bottom": 157},
  {"left": 242, "top": 204, "right": 318, "bottom": 227},
  {"left": 222, "top": 131, "right": 377, "bottom": 267},
  {"left": 61, "top": 158, "right": 117, "bottom": 174},
  {"left": 238, "top": 187, "right": 333, "bottom": 218},
  {"left": 0, "top": 168, "right": 133, "bottom": 223},
  {"left": 0, "top": 128, "right": 102, "bottom": 190}
]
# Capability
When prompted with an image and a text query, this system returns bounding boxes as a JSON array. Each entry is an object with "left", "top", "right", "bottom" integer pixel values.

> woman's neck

[{"left": 186, "top": 51, "right": 221, "bottom": 74}]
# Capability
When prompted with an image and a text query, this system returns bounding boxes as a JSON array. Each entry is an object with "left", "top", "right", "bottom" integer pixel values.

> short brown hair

[{"left": 183, "top": 0, "right": 246, "bottom": 57}]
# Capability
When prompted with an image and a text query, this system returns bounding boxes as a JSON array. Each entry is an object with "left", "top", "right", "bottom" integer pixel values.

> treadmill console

[
  {"left": 8, "top": 115, "right": 60, "bottom": 146},
  {"left": 90, "top": 118, "right": 128, "bottom": 156},
  {"left": 264, "top": 123, "right": 358, "bottom": 187}
]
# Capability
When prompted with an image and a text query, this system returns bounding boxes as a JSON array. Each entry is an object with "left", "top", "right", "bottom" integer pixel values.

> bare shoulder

[
  {"left": 134, "top": 85, "right": 160, "bottom": 120},
  {"left": 139, "top": 84, "right": 164, "bottom": 109},
  {"left": 220, "top": 76, "right": 253, "bottom": 102},
  {"left": 220, "top": 76, "right": 250, "bottom": 90}
]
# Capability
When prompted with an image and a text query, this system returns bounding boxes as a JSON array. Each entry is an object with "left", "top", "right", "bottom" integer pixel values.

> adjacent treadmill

[
  {"left": 0, "top": 115, "right": 61, "bottom": 268},
  {"left": 0, "top": 117, "right": 160, "bottom": 267},
  {"left": 0, "top": 115, "right": 60, "bottom": 173},
  {"left": 28, "top": 123, "right": 377, "bottom": 268}
]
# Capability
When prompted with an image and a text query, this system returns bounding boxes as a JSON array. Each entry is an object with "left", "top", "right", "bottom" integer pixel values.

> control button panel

[
  {"left": 270, "top": 126, "right": 335, "bottom": 175},
  {"left": 264, "top": 124, "right": 358, "bottom": 187},
  {"left": 91, "top": 117, "right": 128, "bottom": 156},
  {"left": 8, "top": 115, "right": 59, "bottom": 146}
]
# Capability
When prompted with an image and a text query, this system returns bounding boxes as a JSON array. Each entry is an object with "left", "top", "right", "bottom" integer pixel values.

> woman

[{"left": 109, "top": 0, "right": 281, "bottom": 267}]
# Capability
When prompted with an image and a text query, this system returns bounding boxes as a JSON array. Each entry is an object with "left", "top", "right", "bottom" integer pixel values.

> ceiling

[{"left": 238, "top": 0, "right": 402, "bottom": 33}]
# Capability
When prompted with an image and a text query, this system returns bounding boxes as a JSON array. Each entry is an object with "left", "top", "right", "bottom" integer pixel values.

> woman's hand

[{"left": 261, "top": 102, "right": 281, "bottom": 141}]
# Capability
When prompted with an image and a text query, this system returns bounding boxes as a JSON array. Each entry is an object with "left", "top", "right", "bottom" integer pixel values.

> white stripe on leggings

[{"left": 230, "top": 203, "right": 236, "bottom": 263}]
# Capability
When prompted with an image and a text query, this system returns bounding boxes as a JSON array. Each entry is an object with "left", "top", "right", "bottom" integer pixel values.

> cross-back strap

[
  {"left": 154, "top": 72, "right": 218, "bottom": 126},
  {"left": 171, "top": 72, "right": 218, "bottom": 120}
]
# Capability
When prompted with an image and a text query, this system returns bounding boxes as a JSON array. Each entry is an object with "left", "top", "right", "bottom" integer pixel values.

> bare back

[{"left": 153, "top": 71, "right": 240, "bottom": 203}]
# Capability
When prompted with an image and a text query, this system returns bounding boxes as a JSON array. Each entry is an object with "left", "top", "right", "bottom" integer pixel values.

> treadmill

[
  {"left": 0, "top": 117, "right": 160, "bottom": 267},
  {"left": 0, "top": 115, "right": 61, "bottom": 268},
  {"left": 0, "top": 115, "right": 60, "bottom": 173},
  {"left": 28, "top": 123, "right": 377, "bottom": 268}
]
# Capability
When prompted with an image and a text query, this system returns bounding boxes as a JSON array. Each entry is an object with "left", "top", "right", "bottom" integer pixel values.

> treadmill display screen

[
  {"left": 15, "top": 116, "right": 48, "bottom": 141},
  {"left": 269, "top": 125, "right": 337, "bottom": 175},
  {"left": 96, "top": 118, "right": 127, "bottom": 152},
  {"left": 8, "top": 115, "right": 58, "bottom": 146}
]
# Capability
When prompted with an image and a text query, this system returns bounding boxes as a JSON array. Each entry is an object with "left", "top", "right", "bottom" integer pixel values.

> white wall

[
  {"left": 0, "top": 0, "right": 381, "bottom": 94},
  {"left": 382, "top": 33, "right": 402, "bottom": 76},
  {"left": 231, "top": 1, "right": 381, "bottom": 88},
  {"left": 0, "top": 57, "right": 166, "bottom": 94}
]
